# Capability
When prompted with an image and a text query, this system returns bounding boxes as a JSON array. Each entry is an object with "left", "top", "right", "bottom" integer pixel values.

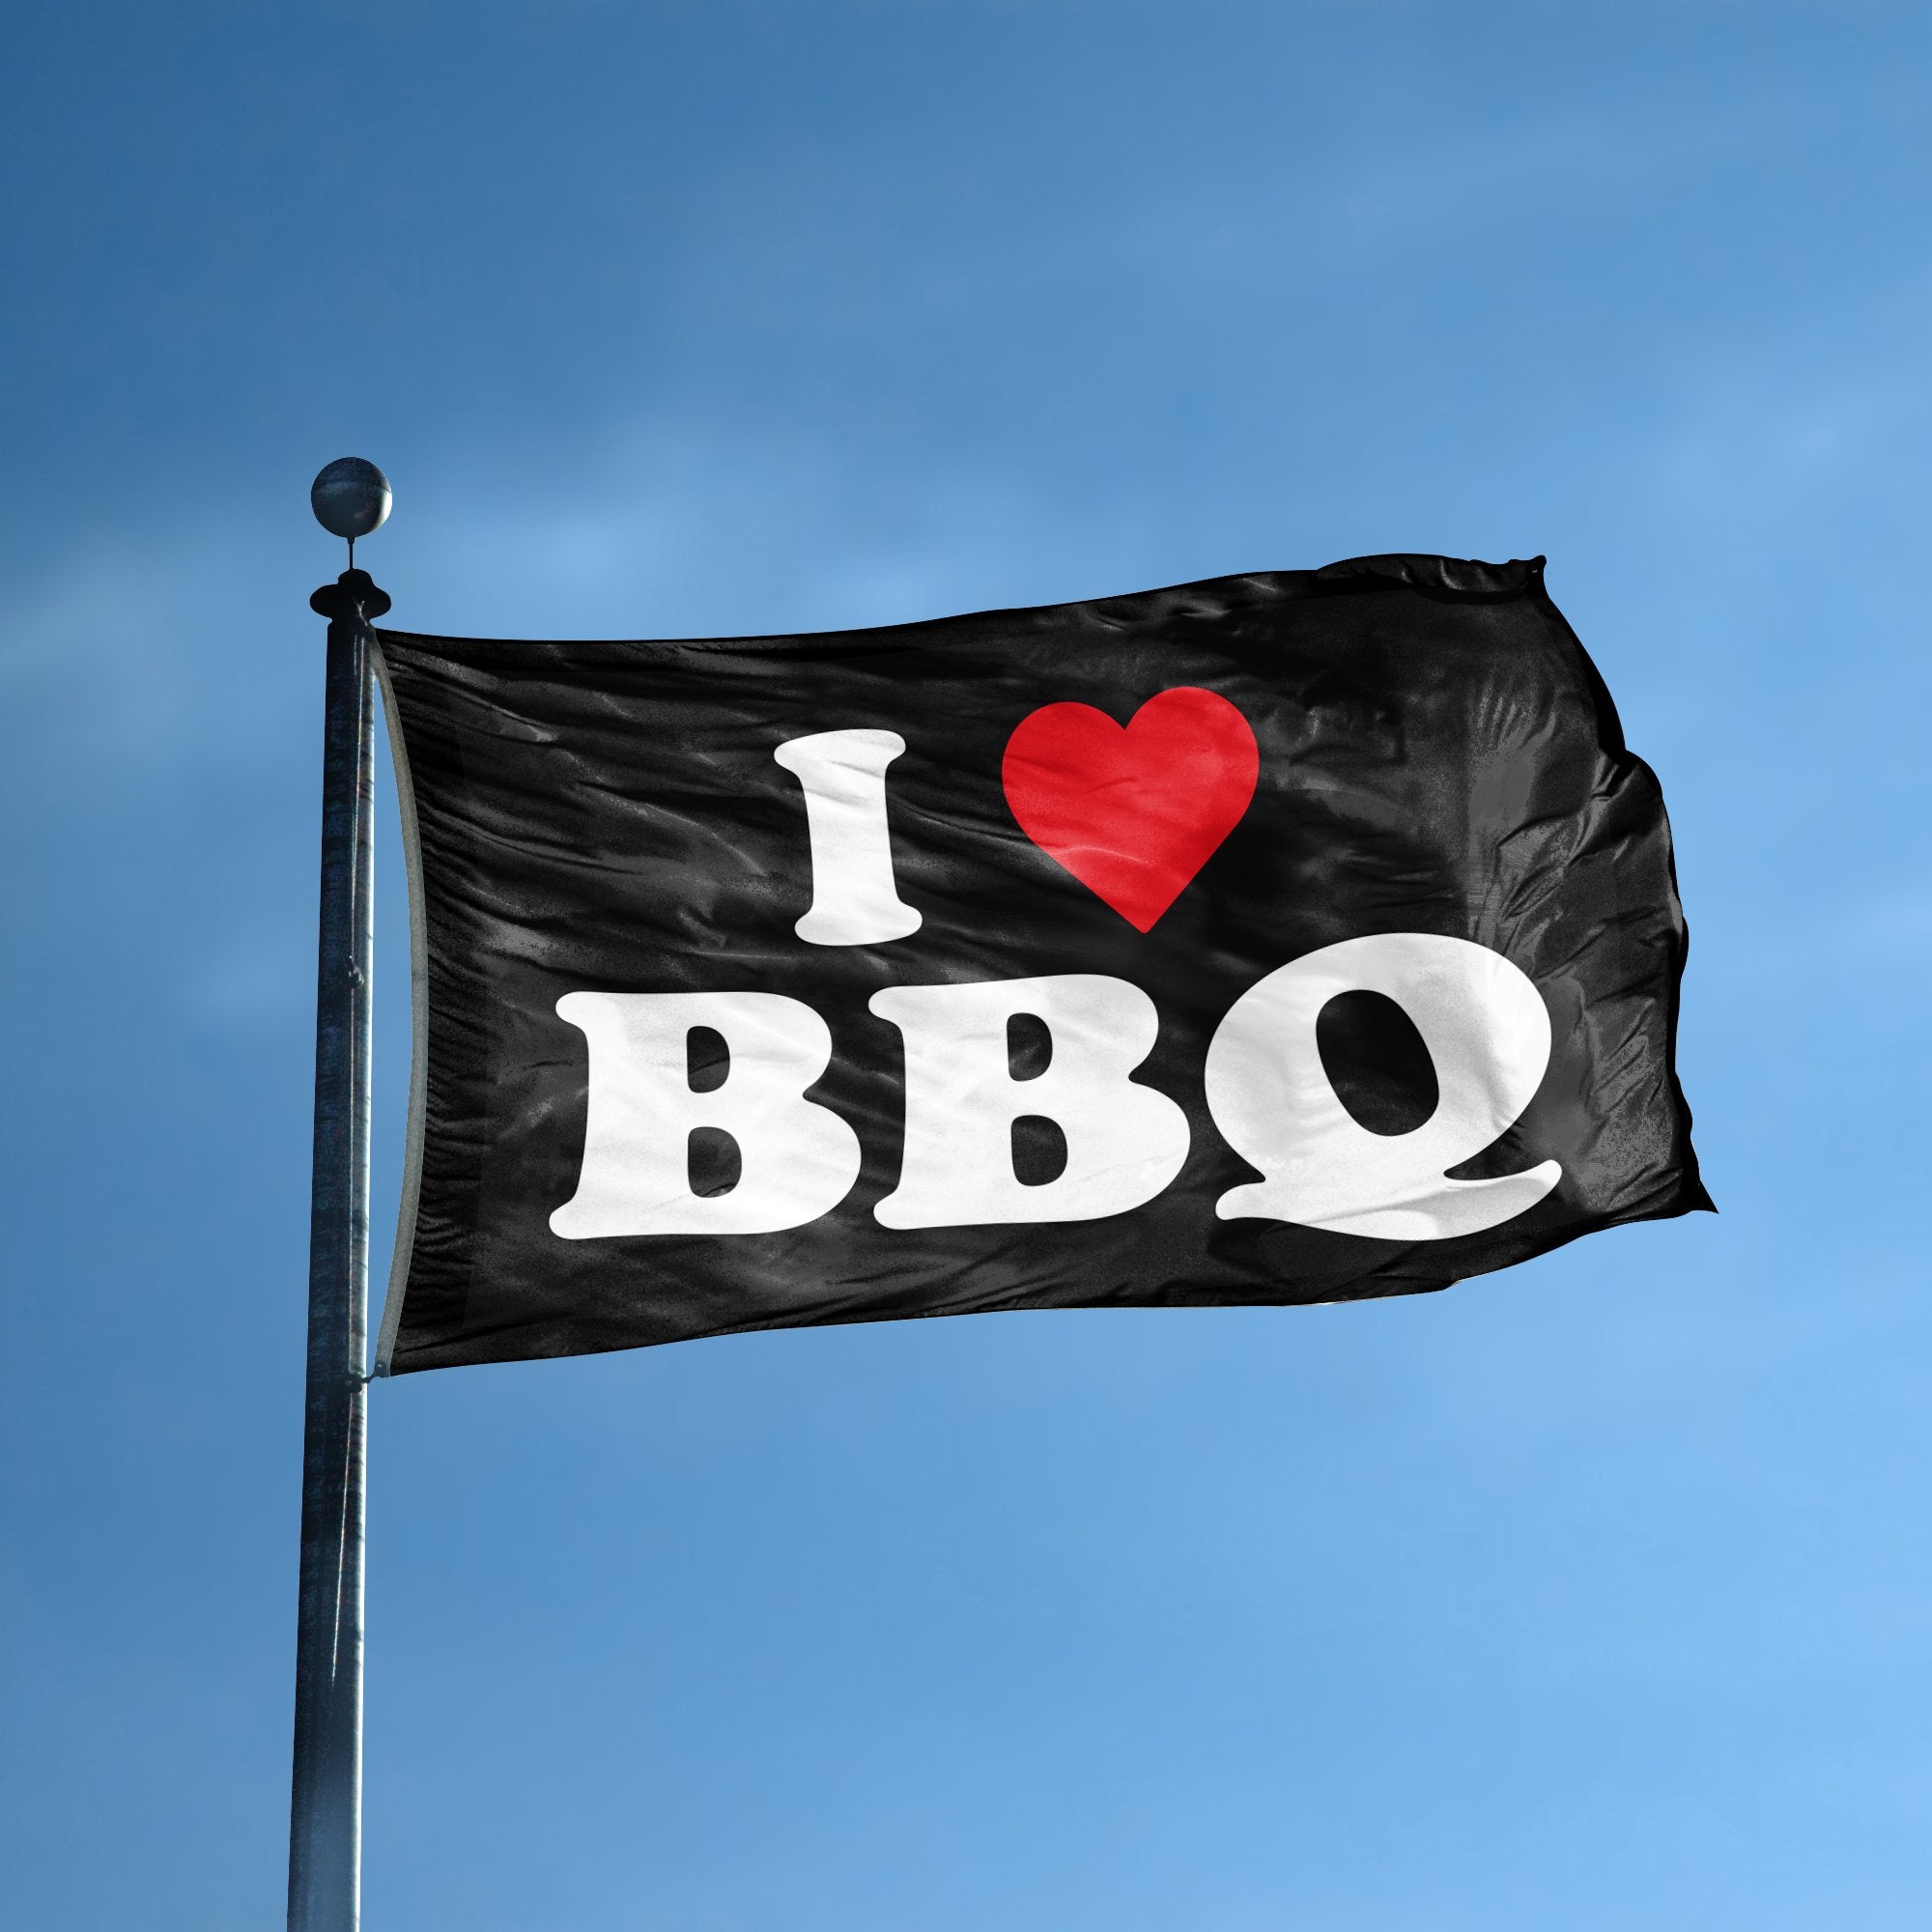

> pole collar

[{"left": 311, "top": 569, "right": 392, "bottom": 624}]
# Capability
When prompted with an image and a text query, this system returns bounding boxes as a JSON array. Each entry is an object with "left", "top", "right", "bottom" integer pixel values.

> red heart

[{"left": 1002, "top": 688, "right": 1259, "bottom": 931}]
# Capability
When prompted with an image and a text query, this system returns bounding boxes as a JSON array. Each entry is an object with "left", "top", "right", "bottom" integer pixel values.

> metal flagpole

[{"left": 290, "top": 461, "right": 392, "bottom": 1932}]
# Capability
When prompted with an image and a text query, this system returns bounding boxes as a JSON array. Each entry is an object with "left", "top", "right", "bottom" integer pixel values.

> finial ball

[{"left": 310, "top": 458, "right": 392, "bottom": 541}]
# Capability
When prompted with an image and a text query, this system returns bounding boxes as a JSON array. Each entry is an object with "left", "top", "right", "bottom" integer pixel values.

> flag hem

[
  {"left": 371, "top": 637, "right": 430, "bottom": 1378},
  {"left": 366, "top": 554, "right": 1543, "bottom": 661}
]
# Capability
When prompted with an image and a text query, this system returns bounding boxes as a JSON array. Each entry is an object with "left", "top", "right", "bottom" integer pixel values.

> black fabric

[{"left": 375, "top": 554, "right": 1707, "bottom": 1374}]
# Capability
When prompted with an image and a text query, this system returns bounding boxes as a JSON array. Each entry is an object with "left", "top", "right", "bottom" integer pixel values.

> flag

[{"left": 371, "top": 554, "right": 1706, "bottom": 1374}]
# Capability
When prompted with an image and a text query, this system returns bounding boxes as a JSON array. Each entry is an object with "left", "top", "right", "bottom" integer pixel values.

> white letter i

[{"left": 773, "top": 728, "right": 923, "bottom": 946}]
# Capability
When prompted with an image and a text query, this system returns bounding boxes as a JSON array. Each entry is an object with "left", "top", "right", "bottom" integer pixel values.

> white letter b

[
  {"left": 550, "top": 990, "right": 862, "bottom": 1238},
  {"left": 869, "top": 975, "right": 1189, "bottom": 1229}
]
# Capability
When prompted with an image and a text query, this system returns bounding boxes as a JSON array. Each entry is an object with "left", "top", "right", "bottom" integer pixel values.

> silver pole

[{"left": 288, "top": 561, "right": 388, "bottom": 1931}]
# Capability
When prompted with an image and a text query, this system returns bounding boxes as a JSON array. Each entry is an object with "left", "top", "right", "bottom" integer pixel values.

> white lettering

[
  {"left": 550, "top": 990, "right": 862, "bottom": 1237},
  {"left": 774, "top": 728, "right": 922, "bottom": 946},
  {"left": 869, "top": 975, "right": 1190, "bottom": 1229},
  {"left": 1206, "top": 934, "right": 1560, "bottom": 1239}
]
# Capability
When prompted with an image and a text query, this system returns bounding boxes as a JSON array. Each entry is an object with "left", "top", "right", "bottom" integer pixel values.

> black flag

[{"left": 372, "top": 554, "right": 1706, "bottom": 1375}]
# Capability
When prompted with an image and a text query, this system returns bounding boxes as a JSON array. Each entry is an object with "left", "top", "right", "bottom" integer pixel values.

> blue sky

[{"left": 4, "top": 3, "right": 1930, "bottom": 1926}]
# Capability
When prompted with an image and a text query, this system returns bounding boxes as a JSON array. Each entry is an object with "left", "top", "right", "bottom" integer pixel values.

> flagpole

[{"left": 290, "top": 463, "right": 392, "bottom": 1932}]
